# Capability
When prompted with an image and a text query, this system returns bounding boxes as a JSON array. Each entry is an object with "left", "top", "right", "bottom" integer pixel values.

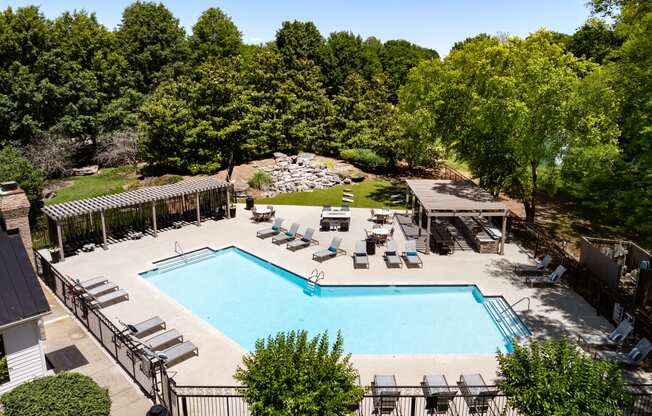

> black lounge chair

[
  {"left": 457, "top": 374, "right": 497, "bottom": 415},
  {"left": 371, "top": 375, "right": 401, "bottom": 415},
  {"left": 421, "top": 374, "right": 457, "bottom": 415}
]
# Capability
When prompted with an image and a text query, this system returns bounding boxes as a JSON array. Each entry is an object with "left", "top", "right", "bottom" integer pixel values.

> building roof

[
  {"left": 43, "top": 178, "right": 228, "bottom": 221},
  {"left": 0, "top": 229, "right": 50, "bottom": 327},
  {"left": 405, "top": 179, "right": 508, "bottom": 215}
]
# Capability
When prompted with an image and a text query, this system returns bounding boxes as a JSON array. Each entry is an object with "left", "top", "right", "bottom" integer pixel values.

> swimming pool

[{"left": 141, "top": 247, "right": 529, "bottom": 355}]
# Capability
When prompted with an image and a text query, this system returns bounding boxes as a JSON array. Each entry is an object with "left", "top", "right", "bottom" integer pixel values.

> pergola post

[
  {"left": 56, "top": 222, "right": 65, "bottom": 262},
  {"left": 152, "top": 203, "right": 157, "bottom": 237},
  {"left": 417, "top": 203, "right": 422, "bottom": 236},
  {"left": 226, "top": 184, "right": 232, "bottom": 219},
  {"left": 195, "top": 192, "right": 201, "bottom": 226},
  {"left": 500, "top": 211, "right": 507, "bottom": 255},
  {"left": 100, "top": 211, "right": 108, "bottom": 250},
  {"left": 411, "top": 191, "right": 416, "bottom": 218},
  {"left": 425, "top": 212, "right": 431, "bottom": 254}
]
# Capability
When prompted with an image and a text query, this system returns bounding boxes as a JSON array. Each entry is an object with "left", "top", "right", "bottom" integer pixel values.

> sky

[{"left": 2, "top": 0, "right": 592, "bottom": 55}]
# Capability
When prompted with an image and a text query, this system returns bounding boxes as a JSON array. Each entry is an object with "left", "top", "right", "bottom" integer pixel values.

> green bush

[
  {"left": 339, "top": 148, "right": 389, "bottom": 171},
  {"left": 498, "top": 337, "right": 631, "bottom": 416},
  {"left": 0, "top": 372, "right": 110, "bottom": 416},
  {"left": 0, "top": 146, "right": 45, "bottom": 204},
  {"left": 235, "top": 330, "right": 366, "bottom": 416},
  {"left": 0, "top": 356, "right": 8, "bottom": 384},
  {"left": 248, "top": 170, "right": 273, "bottom": 190}
]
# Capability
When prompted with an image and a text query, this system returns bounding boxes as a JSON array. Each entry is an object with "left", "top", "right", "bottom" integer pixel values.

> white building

[{"left": 0, "top": 226, "right": 51, "bottom": 394}]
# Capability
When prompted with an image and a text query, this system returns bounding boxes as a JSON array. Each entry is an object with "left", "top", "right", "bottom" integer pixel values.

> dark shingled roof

[{"left": 0, "top": 229, "right": 50, "bottom": 327}]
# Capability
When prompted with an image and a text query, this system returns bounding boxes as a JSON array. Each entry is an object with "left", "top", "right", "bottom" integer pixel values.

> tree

[
  {"left": 324, "top": 31, "right": 383, "bottom": 93},
  {"left": 498, "top": 337, "right": 630, "bottom": 416},
  {"left": 190, "top": 7, "right": 242, "bottom": 63},
  {"left": 380, "top": 39, "right": 438, "bottom": 101},
  {"left": 117, "top": 1, "right": 189, "bottom": 92},
  {"left": 0, "top": 146, "right": 45, "bottom": 210},
  {"left": 235, "top": 330, "right": 365, "bottom": 416},
  {"left": 568, "top": 18, "right": 621, "bottom": 63},
  {"left": 275, "top": 21, "right": 326, "bottom": 69}
]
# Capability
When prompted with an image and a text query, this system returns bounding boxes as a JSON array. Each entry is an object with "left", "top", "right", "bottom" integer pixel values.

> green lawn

[
  {"left": 46, "top": 167, "right": 139, "bottom": 205},
  {"left": 256, "top": 178, "right": 406, "bottom": 208}
]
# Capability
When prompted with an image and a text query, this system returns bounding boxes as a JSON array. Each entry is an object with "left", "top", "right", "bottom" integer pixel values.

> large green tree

[
  {"left": 380, "top": 39, "right": 438, "bottom": 101},
  {"left": 323, "top": 31, "right": 383, "bottom": 93},
  {"left": 190, "top": 7, "right": 242, "bottom": 63},
  {"left": 275, "top": 21, "right": 327, "bottom": 70}
]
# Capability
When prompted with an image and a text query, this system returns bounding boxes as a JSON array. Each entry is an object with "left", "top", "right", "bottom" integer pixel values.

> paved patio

[{"left": 46, "top": 204, "right": 651, "bottom": 387}]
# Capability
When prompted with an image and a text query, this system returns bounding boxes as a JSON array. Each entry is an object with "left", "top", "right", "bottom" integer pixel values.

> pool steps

[
  {"left": 152, "top": 248, "right": 216, "bottom": 274},
  {"left": 483, "top": 296, "right": 531, "bottom": 348}
]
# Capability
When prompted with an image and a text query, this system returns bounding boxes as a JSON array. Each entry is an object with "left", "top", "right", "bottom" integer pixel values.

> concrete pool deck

[{"left": 46, "top": 204, "right": 651, "bottom": 386}]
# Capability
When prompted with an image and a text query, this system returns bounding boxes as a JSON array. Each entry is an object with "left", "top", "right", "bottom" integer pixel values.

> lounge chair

[
  {"left": 313, "top": 237, "right": 345, "bottom": 262},
  {"left": 85, "top": 282, "right": 119, "bottom": 298},
  {"left": 142, "top": 329, "right": 183, "bottom": 351},
  {"left": 421, "top": 374, "right": 457, "bottom": 415},
  {"left": 458, "top": 374, "right": 497, "bottom": 415},
  {"left": 598, "top": 337, "right": 652, "bottom": 366},
  {"left": 402, "top": 240, "right": 423, "bottom": 268},
  {"left": 525, "top": 265, "right": 566, "bottom": 286},
  {"left": 515, "top": 255, "right": 552, "bottom": 274},
  {"left": 287, "top": 228, "right": 317, "bottom": 251},
  {"left": 371, "top": 375, "right": 401, "bottom": 415},
  {"left": 383, "top": 240, "right": 402, "bottom": 268},
  {"left": 74, "top": 276, "right": 108, "bottom": 290},
  {"left": 583, "top": 319, "right": 634, "bottom": 346},
  {"left": 273, "top": 222, "right": 300, "bottom": 244},
  {"left": 91, "top": 290, "right": 129, "bottom": 308},
  {"left": 159, "top": 341, "right": 198, "bottom": 367},
  {"left": 353, "top": 241, "right": 369, "bottom": 269},
  {"left": 125, "top": 316, "right": 166, "bottom": 338},
  {"left": 257, "top": 217, "right": 284, "bottom": 238}
]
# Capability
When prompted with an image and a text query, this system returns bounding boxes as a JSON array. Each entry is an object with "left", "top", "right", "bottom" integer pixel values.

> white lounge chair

[
  {"left": 142, "top": 329, "right": 183, "bottom": 351},
  {"left": 353, "top": 241, "right": 369, "bottom": 269},
  {"left": 402, "top": 240, "right": 423, "bottom": 268},
  {"left": 85, "top": 282, "right": 119, "bottom": 298},
  {"left": 515, "top": 255, "right": 552, "bottom": 274},
  {"left": 91, "top": 290, "right": 129, "bottom": 308},
  {"left": 313, "top": 237, "right": 345, "bottom": 262},
  {"left": 421, "top": 374, "right": 457, "bottom": 415},
  {"left": 74, "top": 276, "right": 108, "bottom": 290},
  {"left": 583, "top": 319, "right": 634, "bottom": 346},
  {"left": 286, "top": 228, "right": 317, "bottom": 251},
  {"left": 372, "top": 375, "right": 400, "bottom": 415},
  {"left": 256, "top": 217, "right": 284, "bottom": 238},
  {"left": 525, "top": 265, "right": 566, "bottom": 286},
  {"left": 599, "top": 337, "right": 652, "bottom": 366},
  {"left": 125, "top": 316, "right": 166, "bottom": 338},
  {"left": 272, "top": 222, "right": 299, "bottom": 245},
  {"left": 159, "top": 341, "right": 198, "bottom": 367},
  {"left": 384, "top": 240, "right": 402, "bottom": 268}
]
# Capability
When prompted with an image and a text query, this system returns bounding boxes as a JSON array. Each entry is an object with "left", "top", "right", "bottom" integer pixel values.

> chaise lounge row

[{"left": 354, "top": 239, "right": 423, "bottom": 269}]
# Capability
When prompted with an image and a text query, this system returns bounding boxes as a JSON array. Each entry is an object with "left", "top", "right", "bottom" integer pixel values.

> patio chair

[
  {"left": 421, "top": 374, "right": 457, "bottom": 415},
  {"left": 353, "top": 240, "right": 369, "bottom": 269},
  {"left": 515, "top": 255, "right": 552, "bottom": 274},
  {"left": 457, "top": 374, "right": 497, "bottom": 415},
  {"left": 267, "top": 205, "right": 275, "bottom": 217},
  {"left": 142, "top": 329, "right": 183, "bottom": 351},
  {"left": 273, "top": 222, "right": 300, "bottom": 244},
  {"left": 598, "top": 337, "right": 652, "bottom": 366},
  {"left": 74, "top": 276, "right": 108, "bottom": 290},
  {"left": 313, "top": 236, "right": 345, "bottom": 262},
  {"left": 124, "top": 316, "right": 166, "bottom": 338},
  {"left": 257, "top": 217, "right": 284, "bottom": 238},
  {"left": 525, "top": 265, "right": 566, "bottom": 286},
  {"left": 583, "top": 319, "right": 634, "bottom": 346},
  {"left": 159, "top": 341, "right": 199, "bottom": 368},
  {"left": 402, "top": 240, "right": 423, "bottom": 268},
  {"left": 384, "top": 240, "right": 402, "bottom": 268},
  {"left": 371, "top": 375, "right": 401, "bottom": 415},
  {"left": 85, "top": 282, "right": 119, "bottom": 298},
  {"left": 91, "top": 289, "right": 129, "bottom": 308},
  {"left": 287, "top": 228, "right": 317, "bottom": 251}
]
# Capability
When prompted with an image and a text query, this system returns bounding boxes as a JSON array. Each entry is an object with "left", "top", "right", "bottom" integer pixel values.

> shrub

[
  {"left": 23, "top": 134, "right": 79, "bottom": 178},
  {"left": 0, "top": 372, "right": 110, "bottom": 416},
  {"left": 497, "top": 337, "right": 630, "bottom": 416},
  {"left": 339, "top": 148, "right": 389, "bottom": 171},
  {"left": 96, "top": 128, "right": 140, "bottom": 167},
  {"left": 235, "top": 330, "right": 365, "bottom": 416},
  {"left": 0, "top": 146, "right": 45, "bottom": 204},
  {"left": 0, "top": 356, "right": 8, "bottom": 384},
  {"left": 248, "top": 170, "right": 273, "bottom": 190}
]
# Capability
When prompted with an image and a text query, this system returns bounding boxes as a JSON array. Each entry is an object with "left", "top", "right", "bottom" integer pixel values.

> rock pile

[{"left": 261, "top": 153, "right": 344, "bottom": 194}]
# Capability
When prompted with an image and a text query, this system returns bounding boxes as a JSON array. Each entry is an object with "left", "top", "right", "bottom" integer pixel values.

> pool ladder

[
  {"left": 304, "top": 269, "right": 324, "bottom": 296},
  {"left": 174, "top": 241, "right": 188, "bottom": 263}
]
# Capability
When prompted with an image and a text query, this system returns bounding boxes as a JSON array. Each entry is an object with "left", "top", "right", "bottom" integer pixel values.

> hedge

[
  {"left": 0, "top": 372, "right": 110, "bottom": 416},
  {"left": 339, "top": 148, "right": 389, "bottom": 171}
]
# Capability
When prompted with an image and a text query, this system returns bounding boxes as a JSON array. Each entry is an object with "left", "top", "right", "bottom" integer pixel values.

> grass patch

[
  {"left": 46, "top": 167, "right": 138, "bottom": 205},
  {"left": 256, "top": 178, "right": 405, "bottom": 208}
]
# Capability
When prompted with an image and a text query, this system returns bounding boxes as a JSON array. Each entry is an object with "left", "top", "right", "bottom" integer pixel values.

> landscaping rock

[{"left": 263, "top": 154, "right": 343, "bottom": 196}]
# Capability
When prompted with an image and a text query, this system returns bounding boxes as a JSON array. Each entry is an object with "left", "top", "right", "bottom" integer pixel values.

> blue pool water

[{"left": 141, "top": 247, "right": 517, "bottom": 354}]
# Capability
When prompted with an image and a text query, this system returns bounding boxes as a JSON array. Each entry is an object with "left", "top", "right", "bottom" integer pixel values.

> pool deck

[{"left": 47, "top": 204, "right": 652, "bottom": 386}]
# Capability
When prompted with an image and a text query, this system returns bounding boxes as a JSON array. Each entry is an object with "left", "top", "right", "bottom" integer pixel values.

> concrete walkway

[
  {"left": 46, "top": 204, "right": 652, "bottom": 387},
  {"left": 41, "top": 282, "right": 151, "bottom": 415}
]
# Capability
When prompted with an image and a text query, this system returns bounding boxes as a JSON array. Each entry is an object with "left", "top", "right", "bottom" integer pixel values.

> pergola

[
  {"left": 405, "top": 179, "right": 510, "bottom": 255},
  {"left": 43, "top": 178, "right": 233, "bottom": 261}
]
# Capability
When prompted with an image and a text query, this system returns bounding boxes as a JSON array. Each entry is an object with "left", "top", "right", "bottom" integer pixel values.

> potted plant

[{"left": 48, "top": 247, "right": 61, "bottom": 263}]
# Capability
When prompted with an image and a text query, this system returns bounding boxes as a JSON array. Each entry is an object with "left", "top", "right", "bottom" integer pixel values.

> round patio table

[
  {"left": 372, "top": 228, "right": 390, "bottom": 238},
  {"left": 255, "top": 207, "right": 271, "bottom": 215}
]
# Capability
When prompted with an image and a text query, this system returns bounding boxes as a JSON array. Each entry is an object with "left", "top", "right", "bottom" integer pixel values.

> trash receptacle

[
  {"left": 366, "top": 238, "right": 376, "bottom": 255},
  {"left": 245, "top": 195, "right": 254, "bottom": 210}
]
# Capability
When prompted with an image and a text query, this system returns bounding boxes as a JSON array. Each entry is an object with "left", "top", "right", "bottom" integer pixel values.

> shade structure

[
  {"left": 405, "top": 179, "right": 509, "bottom": 255},
  {"left": 43, "top": 178, "right": 233, "bottom": 260}
]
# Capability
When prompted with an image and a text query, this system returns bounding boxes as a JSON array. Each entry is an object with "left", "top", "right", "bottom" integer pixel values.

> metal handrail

[
  {"left": 309, "top": 268, "right": 325, "bottom": 283},
  {"left": 174, "top": 241, "right": 187, "bottom": 263},
  {"left": 497, "top": 297, "right": 530, "bottom": 319}
]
